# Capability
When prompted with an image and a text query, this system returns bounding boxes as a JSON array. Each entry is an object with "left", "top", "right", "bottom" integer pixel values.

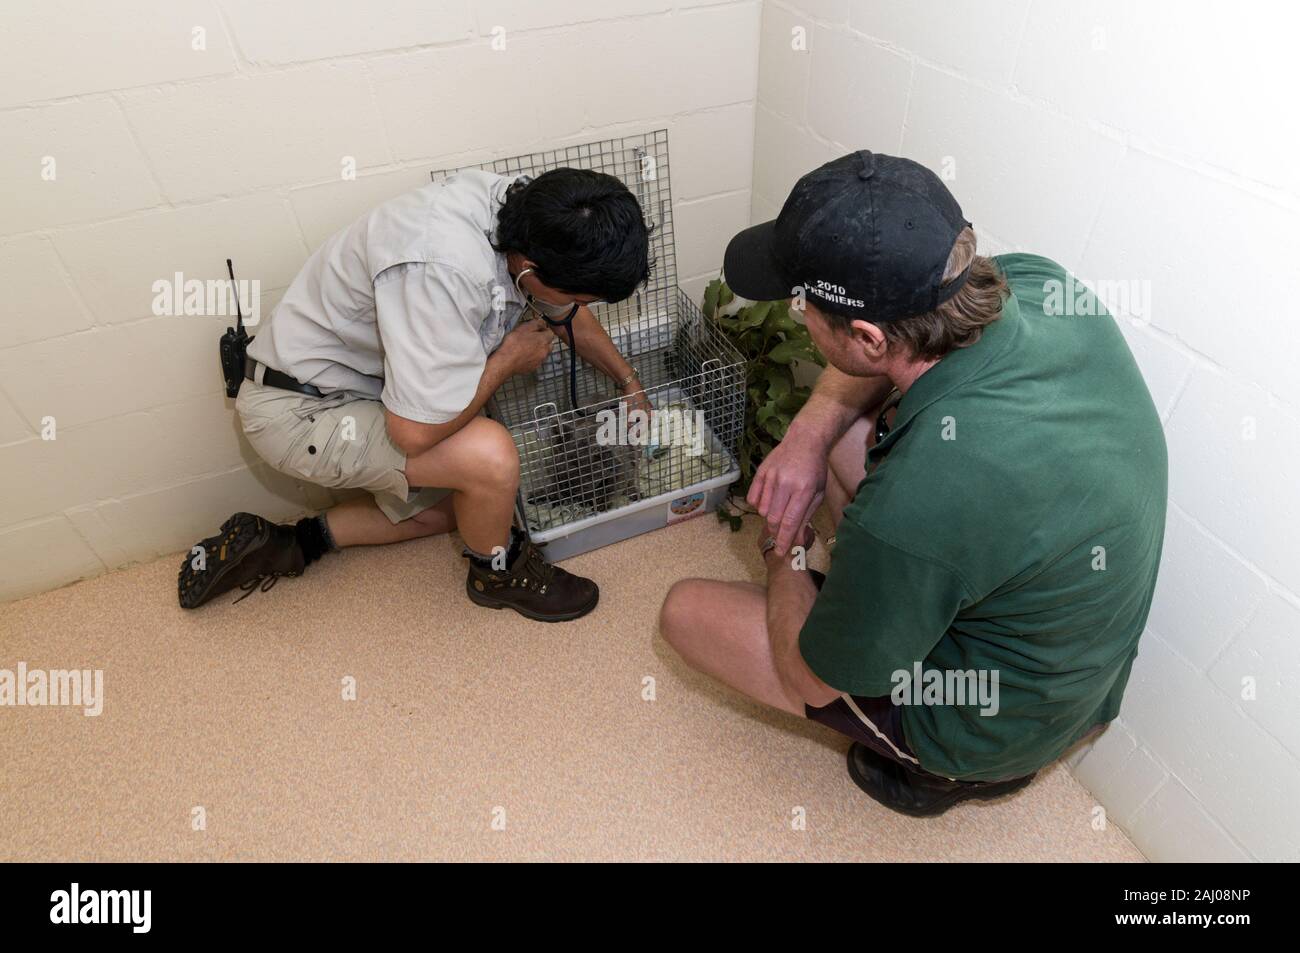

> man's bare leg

[
  {"left": 659, "top": 579, "right": 804, "bottom": 716},
  {"left": 660, "top": 400, "right": 891, "bottom": 708},
  {"left": 657, "top": 422, "right": 859, "bottom": 717},
  {"left": 391, "top": 414, "right": 597, "bottom": 619},
  {"left": 181, "top": 417, "right": 525, "bottom": 608},
  {"left": 825, "top": 414, "right": 872, "bottom": 528},
  {"left": 325, "top": 494, "right": 456, "bottom": 548},
  {"left": 825, "top": 394, "right": 899, "bottom": 527},
  {"left": 402, "top": 416, "right": 518, "bottom": 556},
  {"left": 323, "top": 416, "right": 517, "bottom": 553}
]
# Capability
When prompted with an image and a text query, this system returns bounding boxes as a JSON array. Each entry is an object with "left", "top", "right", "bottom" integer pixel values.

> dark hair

[{"left": 493, "top": 168, "right": 650, "bottom": 302}]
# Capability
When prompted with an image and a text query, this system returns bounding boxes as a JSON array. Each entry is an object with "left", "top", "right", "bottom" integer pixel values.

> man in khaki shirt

[{"left": 180, "top": 169, "right": 651, "bottom": 622}]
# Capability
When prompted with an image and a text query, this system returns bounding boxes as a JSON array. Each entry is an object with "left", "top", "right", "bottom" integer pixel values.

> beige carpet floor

[{"left": 0, "top": 513, "right": 1142, "bottom": 862}]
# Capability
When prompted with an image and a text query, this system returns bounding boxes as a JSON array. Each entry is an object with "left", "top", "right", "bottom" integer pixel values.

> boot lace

[
  {"left": 233, "top": 572, "right": 285, "bottom": 604},
  {"left": 511, "top": 542, "right": 556, "bottom": 593}
]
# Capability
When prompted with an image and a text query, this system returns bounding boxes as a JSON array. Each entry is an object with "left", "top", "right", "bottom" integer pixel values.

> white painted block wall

[
  {"left": 0, "top": 0, "right": 760, "bottom": 601},
  {"left": 751, "top": 0, "right": 1300, "bottom": 860}
]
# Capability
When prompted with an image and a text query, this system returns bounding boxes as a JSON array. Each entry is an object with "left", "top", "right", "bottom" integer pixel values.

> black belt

[{"left": 244, "top": 357, "right": 323, "bottom": 398}]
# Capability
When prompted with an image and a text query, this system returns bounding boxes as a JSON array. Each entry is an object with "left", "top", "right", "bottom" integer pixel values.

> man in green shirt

[{"left": 659, "top": 151, "right": 1166, "bottom": 816}]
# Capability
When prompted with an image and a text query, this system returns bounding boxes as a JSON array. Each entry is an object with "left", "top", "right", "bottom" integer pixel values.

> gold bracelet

[{"left": 617, "top": 368, "right": 639, "bottom": 389}]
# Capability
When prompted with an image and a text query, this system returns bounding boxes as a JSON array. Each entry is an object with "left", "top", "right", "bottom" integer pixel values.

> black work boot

[
  {"left": 846, "top": 743, "right": 1035, "bottom": 817},
  {"left": 177, "top": 512, "right": 306, "bottom": 609},
  {"left": 465, "top": 536, "right": 599, "bottom": 622}
]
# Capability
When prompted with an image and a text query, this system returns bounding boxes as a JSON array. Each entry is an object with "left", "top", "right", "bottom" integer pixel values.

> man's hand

[
  {"left": 748, "top": 425, "right": 832, "bottom": 557},
  {"left": 749, "top": 367, "right": 893, "bottom": 556},
  {"left": 497, "top": 319, "right": 554, "bottom": 377},
  {"left": 760, "top": 521, "right": 816, "bottom": 565}
]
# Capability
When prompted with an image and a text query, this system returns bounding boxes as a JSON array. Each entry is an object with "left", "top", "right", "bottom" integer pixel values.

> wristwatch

[
  {"left": 617, "top": 367, "right": 640, "bottom": 389},
  {"left": 760, "top": 535, "right": 779, "bottom": 557}
]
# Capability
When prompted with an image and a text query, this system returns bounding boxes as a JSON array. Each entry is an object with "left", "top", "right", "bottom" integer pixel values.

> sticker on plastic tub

[{"left": 666, "top": 491, "right": 707, "bottom": 524}]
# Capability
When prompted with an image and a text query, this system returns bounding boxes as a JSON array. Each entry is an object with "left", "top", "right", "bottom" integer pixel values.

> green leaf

[
  {"left": 764, "top": 365, "right": 793, "bottom": 402},
  {"left": 703, "top": 284, "right": 832, "bottom": 496},
  {"left": 775, "top": 388, "right": 809, "bottom": 413},
  {"left": 734, "top": 300, "right": 772, "bottom": 331},
  {"left": 702, "top": 279, "right": 723, "bottom": 320},
  {"left": 774, "top": 337, "right": 825, "bottom": 366},
  {"left": 762, "top": 304, "right": 797, "bottom": 336},
  {"left": 766, "top": 339, "right": 802, "bottom": 364}
]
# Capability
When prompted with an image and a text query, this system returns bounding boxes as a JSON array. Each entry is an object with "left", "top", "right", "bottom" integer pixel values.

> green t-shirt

[{"left": 800, "top": 253, "right": 1167, "bottom": 781}]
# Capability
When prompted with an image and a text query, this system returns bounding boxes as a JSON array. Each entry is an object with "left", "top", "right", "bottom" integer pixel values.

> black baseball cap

[{"left": 723, "top": 150, "right": 971, "bottom": 322}]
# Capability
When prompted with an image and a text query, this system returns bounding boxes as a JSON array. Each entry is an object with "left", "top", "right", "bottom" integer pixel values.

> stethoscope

[{"left": 514, "top": 266, "right": 591, "bottom": 411}]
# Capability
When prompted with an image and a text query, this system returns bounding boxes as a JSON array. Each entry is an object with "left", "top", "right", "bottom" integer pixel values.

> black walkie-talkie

[{"left": 218, "top": 258, "right": 250, "bottom": 398}]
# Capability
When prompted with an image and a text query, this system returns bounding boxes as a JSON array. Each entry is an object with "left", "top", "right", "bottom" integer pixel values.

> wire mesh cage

[{"left": 431, "top": 131, "right": 745, "bottom": 559}]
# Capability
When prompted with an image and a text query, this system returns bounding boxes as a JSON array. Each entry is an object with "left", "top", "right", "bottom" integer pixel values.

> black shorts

[{"left": 805, "top": 692, "right": 928, "bottom": 774}]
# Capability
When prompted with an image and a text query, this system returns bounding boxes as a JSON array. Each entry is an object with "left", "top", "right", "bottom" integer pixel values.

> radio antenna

[{"left": 226, "top": 258, "right": 244, "bottom": 335}]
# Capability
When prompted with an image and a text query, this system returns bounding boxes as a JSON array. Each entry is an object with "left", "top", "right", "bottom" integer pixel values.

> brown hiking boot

[
  {"left": 177, "top": 512, "right": 305, "bottom": 609},
  {"left": 465, "top": 536, "right": 599, "bottom": 622}
]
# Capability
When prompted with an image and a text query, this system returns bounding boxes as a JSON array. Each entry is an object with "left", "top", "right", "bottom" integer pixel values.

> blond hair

[{"left": 877, "top": 227, "right": 1008, "bottom": 360}]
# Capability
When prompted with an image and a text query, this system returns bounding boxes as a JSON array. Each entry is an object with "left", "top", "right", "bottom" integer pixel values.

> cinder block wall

[
  {"left": 0, "top": 0, "right": 760, "bottom": 601},
  {"left": 752, "top": 0, "right": 1300, "bottom": 860}
]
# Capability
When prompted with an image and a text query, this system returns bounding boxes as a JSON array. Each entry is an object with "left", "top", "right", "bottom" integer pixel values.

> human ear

[{"left": 850, "top": 318, "right": 888, "bottom": 359}]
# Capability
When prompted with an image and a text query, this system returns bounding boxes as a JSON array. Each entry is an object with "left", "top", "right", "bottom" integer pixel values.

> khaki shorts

[{"left": 235, "top": 377, "right": 450, "bottom": 523}]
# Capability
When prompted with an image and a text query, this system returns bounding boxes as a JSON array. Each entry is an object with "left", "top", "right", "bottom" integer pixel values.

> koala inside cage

[{"left": 430, "top": 130, "right": 746, "bottom": 560}]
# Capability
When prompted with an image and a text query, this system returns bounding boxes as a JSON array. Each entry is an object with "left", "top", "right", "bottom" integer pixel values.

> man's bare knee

[
  {"left": 461, "top": 417, "right": 520, "bottom": 491},
  {"left": 828, "top": 414, "right": 874, "bottom": 496},
  {"left": 660, "top": 579, "right": 708, "bottom": 654}
]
